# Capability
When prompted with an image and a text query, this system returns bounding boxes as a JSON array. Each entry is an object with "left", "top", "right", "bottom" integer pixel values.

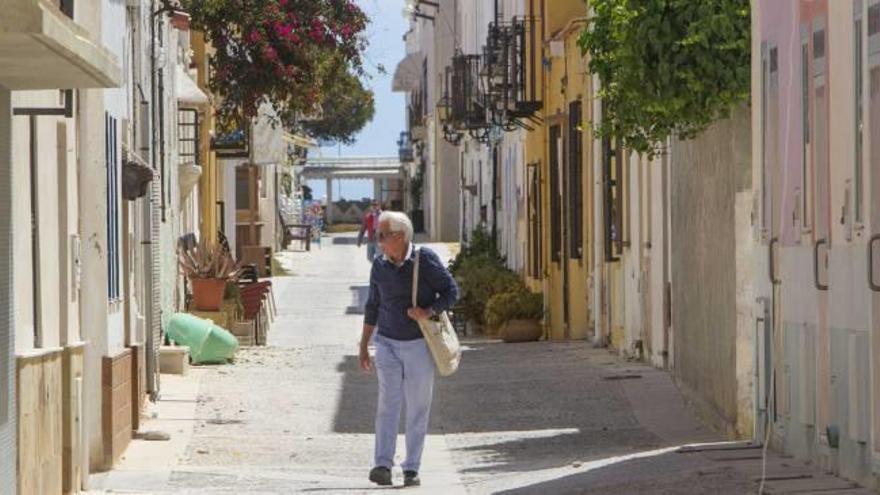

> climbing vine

[{"left": 578, "top": 0, "right": 750, "bottom": 156}]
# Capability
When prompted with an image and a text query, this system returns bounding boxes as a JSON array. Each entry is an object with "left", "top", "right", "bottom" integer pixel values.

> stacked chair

[{"left": 217, "top": 231, "right": 278, "bottom": 346}]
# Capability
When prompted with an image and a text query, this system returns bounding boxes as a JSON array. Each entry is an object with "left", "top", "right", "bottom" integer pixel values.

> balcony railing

[
  {"left": 436, "top": 53, "right": 490, "bottom": 143},
  {"left": 482, "top": 17, "right": 542, "bottom": 131}
]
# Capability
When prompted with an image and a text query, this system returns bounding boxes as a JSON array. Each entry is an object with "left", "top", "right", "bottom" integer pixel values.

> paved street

[{"left": 89, "top": 234, "right": 875, "bottom": 494}]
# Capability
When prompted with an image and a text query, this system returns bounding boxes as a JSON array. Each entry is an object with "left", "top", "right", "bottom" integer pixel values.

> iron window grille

[
  {"left": 105, "top": 113, "right": 121, "bottom": 300},
  {"left": 450, "top": 52, "right": 491, "bottom": 143},
  {"left": 603, "top": 132, "right": 624, "bottom": 262},
  {"left": 178, "top": 108, "right": 200, "bottom": 166}
]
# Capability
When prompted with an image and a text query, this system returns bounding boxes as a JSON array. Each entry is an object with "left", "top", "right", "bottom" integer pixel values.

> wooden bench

[{"left": 283, "top": 223, "right": 312, "bottom": 251}]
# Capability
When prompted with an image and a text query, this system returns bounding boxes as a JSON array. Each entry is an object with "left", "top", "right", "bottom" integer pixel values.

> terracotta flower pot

[
  {"left": 500, "top": 319, "right": 542, "bottom": 343},
  {"left": 191, "top": 278, "right": 226, "bottom": 311}
]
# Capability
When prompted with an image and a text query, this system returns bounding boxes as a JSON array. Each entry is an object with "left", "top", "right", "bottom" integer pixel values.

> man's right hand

[{"left": 359, "top": 345, "right": 372, "bottom": 373}]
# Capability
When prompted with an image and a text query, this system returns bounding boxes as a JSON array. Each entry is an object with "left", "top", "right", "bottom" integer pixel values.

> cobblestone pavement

[{"left": 88, "top": 234, "right": 876, "bottom": 495}]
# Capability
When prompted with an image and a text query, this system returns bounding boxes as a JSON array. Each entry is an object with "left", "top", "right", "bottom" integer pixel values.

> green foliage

[
  {"left": 299, "top": 68, "right": 375, "bottom": 144},
  {"left": 485, "top": 288, "right": 544, "bottom": 332},
  {"left": 182, "top": 0, "right": 369, "bottom": 123},
  {"left": 578, "top": 0, "right": 750, "bottom": 156},
  {"left": 449, "top": 227, "right": 502, "bottom": 275},
  {"left": 281, "top": 172, "right": 293, "bottom": 197},
  {"left": 453, "top": 254, "right": 521, "bottom": 325},
  {"left": 448, "top": 227, "right": 520, "bottom": 327}
]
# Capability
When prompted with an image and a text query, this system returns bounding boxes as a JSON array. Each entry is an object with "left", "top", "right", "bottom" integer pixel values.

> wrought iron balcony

[
  {"left": 481, "top": 17, "right": 542, "bottom": 131},
  {"left": 436, "top": 53, "right": 490, "bottom": 144}
]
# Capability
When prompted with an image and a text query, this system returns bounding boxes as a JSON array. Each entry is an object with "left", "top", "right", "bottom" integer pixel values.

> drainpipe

[
  {"left": 591, "top": 73, "right": 606, "bottom": 347},
  {"left": 151, "top": 0, "right": 175, "bottom": 224},
  {"left": 147, "top": 0, "right": 175, "bottom": 399}
]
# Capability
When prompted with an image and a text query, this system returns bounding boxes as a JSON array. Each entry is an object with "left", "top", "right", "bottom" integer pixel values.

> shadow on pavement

[
  {"left": 492, "top": 448, "right": 755, "bottom": 495},
  {"left": 332, "top": 236, "right": 359, "bottom": 245},
  {"left": 331, "top": 341, "right": 675, "bottom": 477},
  {"left": 345, "top": 285, "right": 370, "bottom": 315}
]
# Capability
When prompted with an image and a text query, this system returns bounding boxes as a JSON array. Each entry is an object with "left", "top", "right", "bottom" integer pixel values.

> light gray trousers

[{"left": 373, "top": 333, "right": 435, "bottom": 472}]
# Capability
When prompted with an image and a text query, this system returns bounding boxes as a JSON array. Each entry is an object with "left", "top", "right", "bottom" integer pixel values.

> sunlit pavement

[{"left": 88, "top": 234, "right": 873, "bottom": 494}]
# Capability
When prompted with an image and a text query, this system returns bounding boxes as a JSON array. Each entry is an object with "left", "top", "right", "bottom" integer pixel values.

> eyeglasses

[{"left": 377, "top": 231, "right": 401, "bottom": 242}]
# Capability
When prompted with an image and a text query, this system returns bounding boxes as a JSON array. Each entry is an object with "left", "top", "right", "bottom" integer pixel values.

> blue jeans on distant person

[
  {"left": 367, "top": 242, "right": 380, "bottom": 262},
  {"left": 373, "top": 333, "right": 435, "bottom": 473}
]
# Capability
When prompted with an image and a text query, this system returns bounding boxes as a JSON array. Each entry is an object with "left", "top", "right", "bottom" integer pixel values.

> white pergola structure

[{"left": 297, "top": 156, "right": 406, "bottom": 224}]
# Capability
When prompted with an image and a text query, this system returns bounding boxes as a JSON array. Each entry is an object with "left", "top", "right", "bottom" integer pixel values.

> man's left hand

[{"left": 407, "top": 307, "right": 433, "bottom": 321}]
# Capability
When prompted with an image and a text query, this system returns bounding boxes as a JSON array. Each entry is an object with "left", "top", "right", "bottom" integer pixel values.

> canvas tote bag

[{"left": 412, "top": 247, "right": 461, "bottom": 376}]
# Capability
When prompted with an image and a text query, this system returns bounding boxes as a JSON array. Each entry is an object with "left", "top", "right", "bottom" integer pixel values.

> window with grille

[
  {"left": 568, "top": 100, "right": 584, "bottom": 259},
  {"left": 105, "top": 113, "right": 121, "bottom": 300},
  {"left": 178, "top": 108, "right": 200, "bottom": 166},
  {"left": 602, "top": 116, "right": 623, "bottom": 262}
]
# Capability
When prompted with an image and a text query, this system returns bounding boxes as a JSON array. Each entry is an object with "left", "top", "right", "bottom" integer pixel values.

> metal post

[
  {"left": 326, "top": 177, "right": 334, "bottom": 225},
  {"left": 0, "top": 87, "right": 18, "bottom": 495}
]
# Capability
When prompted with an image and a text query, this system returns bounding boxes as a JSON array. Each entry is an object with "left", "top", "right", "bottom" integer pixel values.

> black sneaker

[
  {"left": 369, "top": 466, "right": 392, "bottom": 486},
  {"left": 403, "top": 470, "right": 420, "bottom": 487}
]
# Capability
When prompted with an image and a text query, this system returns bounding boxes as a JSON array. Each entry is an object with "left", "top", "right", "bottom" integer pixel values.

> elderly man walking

[{"left": 359, "top": 211, "right": 459, "bottom": 488}]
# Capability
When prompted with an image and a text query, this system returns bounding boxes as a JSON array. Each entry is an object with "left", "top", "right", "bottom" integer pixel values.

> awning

[
  {"left": 177, "top": 66, "right": 209, "bottom": 106},
  {"left": 392, "top": 51, "right": 423, "bottom": 92},
  {"left": 0, "top": 0, "right": 120, "bottom": 89}
]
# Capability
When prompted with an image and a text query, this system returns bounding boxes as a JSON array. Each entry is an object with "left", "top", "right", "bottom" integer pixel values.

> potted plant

[
  {"left": 485, "top": 289, "right": 544, "bottom": 343},
  {"left": 179, "top": 239, "right": 242, "bottom": 311}
]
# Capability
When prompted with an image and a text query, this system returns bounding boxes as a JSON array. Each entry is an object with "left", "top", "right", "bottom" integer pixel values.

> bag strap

[{"left": 412, "top": 245, "right": 420, "bottom": 308}]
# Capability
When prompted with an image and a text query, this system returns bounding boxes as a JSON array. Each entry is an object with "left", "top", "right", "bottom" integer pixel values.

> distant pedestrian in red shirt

[{"left": 357, "top": 200, "right": 383, "bottom": 262}]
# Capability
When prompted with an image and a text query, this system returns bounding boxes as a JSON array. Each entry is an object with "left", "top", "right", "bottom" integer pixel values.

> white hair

[{"left": 379, "top": 211, "right": 413, "bottom": 243}]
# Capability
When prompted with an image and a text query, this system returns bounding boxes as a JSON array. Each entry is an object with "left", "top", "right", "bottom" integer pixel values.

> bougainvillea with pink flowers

[{"left": 184, "top": 0, "right": 370, "bottom": 128}]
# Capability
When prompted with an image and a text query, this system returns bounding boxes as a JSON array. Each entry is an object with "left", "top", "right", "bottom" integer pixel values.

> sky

[{"left": 307, "top": 0, "right": 408, "bottom": 202}]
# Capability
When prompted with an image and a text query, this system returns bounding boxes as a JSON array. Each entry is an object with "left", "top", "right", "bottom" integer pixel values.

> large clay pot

[
  {"left": 191, "top": 278, "right": 226, "bottom": 311},
  {"left": 499, "top": 319, "right": 542, "bottom": 343}
]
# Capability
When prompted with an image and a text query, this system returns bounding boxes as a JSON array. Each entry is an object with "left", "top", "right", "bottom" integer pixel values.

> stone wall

[{"left": 669, "top": 105, "right": 752, "bottom": 436}]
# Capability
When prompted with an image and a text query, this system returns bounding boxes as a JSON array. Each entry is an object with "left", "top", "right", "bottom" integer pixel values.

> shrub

[
  {"left": 454, "top": 254, "right": 519, "bottom": 325},
  {"left": 449, "top": 226, "right": 502, "bottom": 276},
  {"left": 485, "top": 289, "right": 544, "bottom": 332}
]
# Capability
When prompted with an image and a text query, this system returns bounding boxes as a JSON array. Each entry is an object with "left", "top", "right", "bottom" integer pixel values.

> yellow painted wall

[
  {"left": 537, "top": 0, "right": 592, "bottom": 341},
  {"left": 524, "top": 0, "right": 547, "bottom": 305},
  {"left": 192, "top": 32, "right": 219, "bottom": 245}
]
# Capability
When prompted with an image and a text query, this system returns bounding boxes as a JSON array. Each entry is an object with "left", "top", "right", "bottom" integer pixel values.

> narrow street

[{"left": 89, "top": 235, "right": 873, "bottom": 494}]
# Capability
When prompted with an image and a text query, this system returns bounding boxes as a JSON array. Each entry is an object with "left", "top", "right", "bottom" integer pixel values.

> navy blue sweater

[{"left": 364, "top": 245, "right": 459, "bottom": 341}]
